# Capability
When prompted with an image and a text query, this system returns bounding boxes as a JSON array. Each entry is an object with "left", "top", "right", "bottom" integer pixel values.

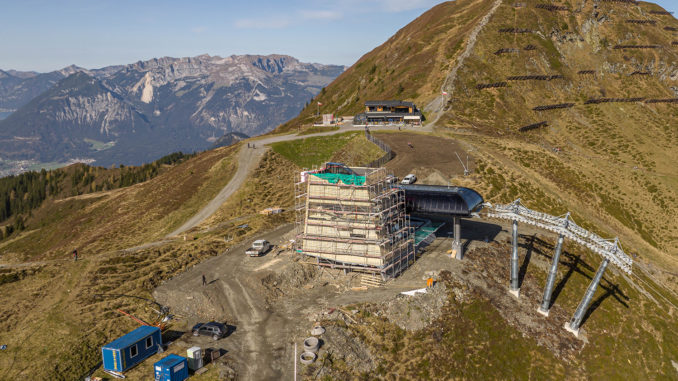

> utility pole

[{"left": 294, "top": 342, "right": 297, "bottom": 381}]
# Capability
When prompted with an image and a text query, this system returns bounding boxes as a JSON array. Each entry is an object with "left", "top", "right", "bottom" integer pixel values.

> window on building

[
  {"left": 130, "top": 344, "right": 138, "bottom": 358},
  {"left": 146, "top": 336, "right": 153, "bottom": 349}
]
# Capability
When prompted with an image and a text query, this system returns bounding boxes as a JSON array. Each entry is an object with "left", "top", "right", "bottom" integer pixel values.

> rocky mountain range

[{"left": 0, "top": 54, "right": 344, "bottom": 167}]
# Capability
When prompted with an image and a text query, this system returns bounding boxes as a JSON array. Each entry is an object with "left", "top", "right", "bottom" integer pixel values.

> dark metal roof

[
  {"left": 397, "top": 184, "right": 484, "bottom": 216},
  {"left": 365, "top": 100, "right": 415, "bottom": 108},
  {"left": 155, "top": 354, "right": 186, "bottom": 368},
  {"left": 365, "top": 112, "right": 421, "bottom": 118},
  {"left": 103, "top": 326, "right": 160, "bottom": 350}
]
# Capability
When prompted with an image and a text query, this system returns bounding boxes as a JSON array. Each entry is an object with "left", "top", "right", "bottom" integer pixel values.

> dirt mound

[
  {"left": 302, "top": 324, "right": 377, "bottom": 380},
  {"left": 259, "top": 258, "right": 320, "bottom": 302},
  {"left": 381, "top": 282, "right": 449, "bottom": 331}
]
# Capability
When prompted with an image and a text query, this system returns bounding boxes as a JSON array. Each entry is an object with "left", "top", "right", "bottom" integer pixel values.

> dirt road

[
  {"left": 166, "top": 124, "right": 363, "bottom": 237},
  {"left": 155, "top": 224, "right": 297, "bottom": 380}
]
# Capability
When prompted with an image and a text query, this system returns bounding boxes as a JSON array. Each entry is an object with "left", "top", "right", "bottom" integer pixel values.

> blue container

[
  {"left": 102, "top": 326, "right": 162, "bottom": 373},
  {"left": 154, "top": 354, "right": 189, "bottom": 381}
]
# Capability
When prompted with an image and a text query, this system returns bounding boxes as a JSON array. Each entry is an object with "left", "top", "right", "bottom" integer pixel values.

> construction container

[
  {"left": 187, "top": 346, "right": 203, "bottom": 370},
  {"left": 154, "top": 354, "right": 188, "bottom": 381},
  {"left": 102, "top": 326, "right": 162, "bottom": 373}
]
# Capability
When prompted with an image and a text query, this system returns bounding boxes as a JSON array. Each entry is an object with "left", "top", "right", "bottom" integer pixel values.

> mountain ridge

[{"left": 0, "top": 54, "right": 344, "bottom": 168}]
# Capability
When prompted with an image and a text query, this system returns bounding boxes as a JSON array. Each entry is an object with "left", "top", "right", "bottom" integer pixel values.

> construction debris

[{"left": 260, "top": 207, "right": 283, "bottom": 215}]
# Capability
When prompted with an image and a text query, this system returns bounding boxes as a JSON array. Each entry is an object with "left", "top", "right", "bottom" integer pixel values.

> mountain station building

[{"left": 354, "top": 100, "right": 424, "bottom": 126}]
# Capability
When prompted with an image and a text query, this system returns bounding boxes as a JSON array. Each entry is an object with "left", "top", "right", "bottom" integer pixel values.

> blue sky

[{"left": 1, "top": 0, "right": 677, "bottom": 72}]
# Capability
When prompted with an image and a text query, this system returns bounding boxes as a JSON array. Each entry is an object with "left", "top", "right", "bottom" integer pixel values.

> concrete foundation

[{"left": 564, "top": 321, "right": 580, "bottom": 337}]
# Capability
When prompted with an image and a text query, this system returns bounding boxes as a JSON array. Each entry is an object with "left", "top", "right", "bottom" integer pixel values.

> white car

[
  {"left": 401, "top": 174, "right": 417, "bottom": 185},
  {"left": 246, "top": 239, "right": 271, "bottom": 257}
]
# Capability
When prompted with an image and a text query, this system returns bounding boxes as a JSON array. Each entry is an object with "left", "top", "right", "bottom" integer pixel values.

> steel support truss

[{"left": 484, "top": 199, "right": 632, "bottom": 336}]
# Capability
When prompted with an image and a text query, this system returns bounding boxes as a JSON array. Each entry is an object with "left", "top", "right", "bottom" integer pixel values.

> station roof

[
  {"left": 397, "top": 184, "right": 484, "bottom": 216},
  {"left": 365, "top": 100, "right": 415, "bottom": 108},
  {"left": 102, "top": 325, "right": 160, "bottom": 350},
  {"left": 155, "top": 354, "right": 186, "bottom": 368}
]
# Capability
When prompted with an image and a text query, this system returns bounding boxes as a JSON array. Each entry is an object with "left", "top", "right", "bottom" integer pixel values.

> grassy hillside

[
  {"left": 276, "top": 0, "right": 678, "bottom": 274},
  {"left": 0, "top": 145, "right": 242, "bottom": 380},
  {"left": 276, "top": 0, "right": 497, "bottom": 130},
  {"left": 441, "top": 0, "right": 678, "bottom": 269},
  {"left": 0, "top": 152, "right": 195, "bottom": 241},
  {"left": 0, "top": 132, "right": 382, "bottom": 380}
]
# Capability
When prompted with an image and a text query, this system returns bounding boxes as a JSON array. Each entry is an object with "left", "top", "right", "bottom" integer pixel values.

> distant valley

[{"left": 0, "top": 55, "right": 344, "bottom": 172}]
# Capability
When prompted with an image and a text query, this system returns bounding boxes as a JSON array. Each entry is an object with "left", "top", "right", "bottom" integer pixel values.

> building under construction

[{"left": 294, "top": 163, "right": 415, "bottom": 279}]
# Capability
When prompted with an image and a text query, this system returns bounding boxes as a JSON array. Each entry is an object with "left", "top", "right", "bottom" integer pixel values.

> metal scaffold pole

[
  {"left": 565, "top": 257, "right": 610, "bottom": 337},
  {"left": 538, "top": 213, "right": 569, "bottom": 316},
  {"left": 509, "top": 219, "right": 520, "bottom": 297}
]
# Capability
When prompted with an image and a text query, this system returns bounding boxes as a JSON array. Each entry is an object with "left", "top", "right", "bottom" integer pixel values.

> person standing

[
  {"left": 202, "top": 274, "right": 207, "bottom": 286},
  {"left": 73, "top": 249, "right": 78, "bottom": 261}
]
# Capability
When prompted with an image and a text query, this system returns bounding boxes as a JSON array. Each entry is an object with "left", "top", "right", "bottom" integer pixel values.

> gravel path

[
  {"left": 166, "top": 124, "right": 360, "bottom": 237},
  {"left": 430, "top": 0, "right": 503, "bottom": 126}
]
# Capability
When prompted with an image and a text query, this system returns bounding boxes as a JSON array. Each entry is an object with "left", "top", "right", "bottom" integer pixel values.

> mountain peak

[{"left": 58, "top": 64, "right": 87, "bottom": 76}]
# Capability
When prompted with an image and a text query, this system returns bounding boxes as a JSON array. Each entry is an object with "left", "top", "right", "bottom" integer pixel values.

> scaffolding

[{"left": 294, "top": 163, "right": 415, "bottom": 280}]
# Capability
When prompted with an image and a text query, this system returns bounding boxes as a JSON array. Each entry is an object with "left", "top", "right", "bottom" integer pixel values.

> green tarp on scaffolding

[
  {"left": 414, "top": 222, "right": 445, "bottom": 246},
  {"left": 311, "top": 173, "right": 366, "bottom": 186}
]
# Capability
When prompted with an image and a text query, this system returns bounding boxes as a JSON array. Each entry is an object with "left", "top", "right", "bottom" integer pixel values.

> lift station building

[
  {"left": 295, "top": 163, "right": 484, "bottom": 279},
  {"left": 295, "top": 163, "right": 415, "bottom": 279}
]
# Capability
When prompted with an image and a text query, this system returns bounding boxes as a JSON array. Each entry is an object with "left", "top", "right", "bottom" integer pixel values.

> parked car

[
  {"left": 401, "top": 174, "right": 417, "bottom": 185},
  {"left": 192, "top": 322, "right": 227, "bottom": 340},
  {"left": 245, "top": 239, "right": 271, "bottom": 257},
  {"left": 385, "top": 174, "right": 398, "bottom": 185}
]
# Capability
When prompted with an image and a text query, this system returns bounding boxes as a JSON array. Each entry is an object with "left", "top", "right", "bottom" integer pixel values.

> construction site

[{"left": 294, "top": 163, "right": 415, "bottom": 280}]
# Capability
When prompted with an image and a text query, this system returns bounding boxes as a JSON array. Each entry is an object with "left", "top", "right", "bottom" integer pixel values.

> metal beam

[
  {"left": 538, "top": 233, "right": 564, "bottom": 316},
  {"left": 452, "top": 217, "right": 463, "bottom": 259},
  {"left": 538, "top": 213, "right": 569, "bottom": 316},
  {"left": 565, "top": 258, "right": 610, "bottom": 337},
  {"left": 484, "top": 199, "right": 632, "bottom": 274},
  {"left": 509, "top": 219, "right": 520, "bottom": 297}
]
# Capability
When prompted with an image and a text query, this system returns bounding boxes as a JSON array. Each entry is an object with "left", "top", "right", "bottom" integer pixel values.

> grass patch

[
  {"left": 297, "top": 126, "right": 340, "bottom": 136},
  {"left": 271, "top": 132, "right": 366, "bottom": 168}
]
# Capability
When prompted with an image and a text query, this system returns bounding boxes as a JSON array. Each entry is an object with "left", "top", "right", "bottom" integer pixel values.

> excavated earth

[{"left": 153, "top": 215, "right": 598, "bottom": 380}]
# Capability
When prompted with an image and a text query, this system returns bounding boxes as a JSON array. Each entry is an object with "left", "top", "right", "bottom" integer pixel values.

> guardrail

[{"left": 364, "top": 129, "right": 394, "bottom": 168}]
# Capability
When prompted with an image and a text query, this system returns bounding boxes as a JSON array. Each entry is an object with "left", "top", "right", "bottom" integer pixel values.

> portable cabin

[
  {"left": 102, "top": 325, "right": 162, "bottom": 373},
  {"left": 154, "top": 354, "right": 189, "bottom": 381}
]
